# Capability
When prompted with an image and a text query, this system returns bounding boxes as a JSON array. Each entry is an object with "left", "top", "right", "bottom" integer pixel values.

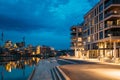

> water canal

[{"left": 0, "top": 57, "right": 40, "bottom": 80}]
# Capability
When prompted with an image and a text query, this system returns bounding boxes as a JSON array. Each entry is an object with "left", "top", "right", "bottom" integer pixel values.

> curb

[
  {"left": 63, "top": 57, "right": 120, "bottom": 66},
  {"left": 56, "top": 66, "right": 71, "bottom": 80},
  {"left": 28, "top": 67, "right": 36, "bottom": 80}
]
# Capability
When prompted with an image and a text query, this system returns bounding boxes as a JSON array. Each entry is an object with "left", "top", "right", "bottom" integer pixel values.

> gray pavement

[
  {"left": 59, "top": 58, "right": 120, "bottom": 80},
  {"left": 30, "top": 58, "right": 59, "bottom": 80}
]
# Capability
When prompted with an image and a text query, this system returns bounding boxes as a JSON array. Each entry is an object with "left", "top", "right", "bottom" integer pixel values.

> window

[
  {"left": 91, "top": 27, "right": 94, "bottom": 34},
  {"left": 107, "top": 21, "right": 113, "bottom": 26},
  {"left": 78, "top": 28, "right": 82, "bottom": 32},
  {"left": 88, "top": 36, "right": 91, "bottom": 42},
  {"left": 99, "top": 4, "right": 103, "bottom": 12},
  {"left": 99, "top": 31, "right": 103, "bottom": 39},
  {"left": 95, "top": 33, "right": 98, "bottom": 40},
  {"left": 73, "top": 29, "right": 76, "bottom": 32},
  {"left": 99, "top": 22, "right": 103, "bottom": 30},
  {"left": 87, "top": 29, "right": 90, "bottom": 35},
  {"left": 99, "top": 13, "right": 103, "bottom": 21},
  {"left": 117, "top": 19, "right": 120, "bottom": 26},
  {"left": 78, "top": 43, "right": 82, "bottom": 46},
  {"left": 95, "top": 16, "right": 98, "bottom": 24},
  {"left": 92, "top": 19, "right": 95, "bottom": 25},
  {"left": 78, "top": 38, "right": 82, "bottom": 42},
  {"left": 105, "top": 0, "right": 112, "bottom": 8},
  {"left": 113, "top": 0, "right": 120, "bottom": 4}
]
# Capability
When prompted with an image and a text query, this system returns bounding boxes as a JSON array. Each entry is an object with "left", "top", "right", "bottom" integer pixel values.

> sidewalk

[{"left": 61, "top": 56, "right": 120, "bottom": 65}]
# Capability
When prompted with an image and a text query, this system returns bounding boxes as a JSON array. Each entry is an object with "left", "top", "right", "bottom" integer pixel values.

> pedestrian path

[
  {"left": 29, "top": 58, "right": 60, "bottom": 80},
  {"left": 62, "top": 56, "right": 120, "bottom": 65}
]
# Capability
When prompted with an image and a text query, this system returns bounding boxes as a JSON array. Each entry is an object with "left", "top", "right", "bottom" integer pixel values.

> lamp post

[
  {"left": 108, "top": 34, "right": 112, "bottom": 48},
  {"left": 108, "top": 34, "right": 112, "bottom": 58},
  {"left": 83, "top": 41, "right": 86, "bottom": 59}
]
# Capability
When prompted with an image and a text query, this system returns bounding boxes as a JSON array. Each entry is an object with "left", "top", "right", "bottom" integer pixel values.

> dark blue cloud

[{"left": 0, "top": 0, "right": 99, "bottom": 49}]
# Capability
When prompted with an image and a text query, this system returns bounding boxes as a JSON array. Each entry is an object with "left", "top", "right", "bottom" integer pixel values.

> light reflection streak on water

[{"left": 0, "top": 57, "right": 40, "bottom": 80}]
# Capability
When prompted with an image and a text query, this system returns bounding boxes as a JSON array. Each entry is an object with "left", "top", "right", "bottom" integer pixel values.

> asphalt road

[{"left": 58, "top": 59, "right": 120, "bottom": 80}]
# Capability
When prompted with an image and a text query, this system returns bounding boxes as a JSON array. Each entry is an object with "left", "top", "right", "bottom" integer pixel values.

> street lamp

[
  {"left": 108, "top": 33, "right": 112, "bottom": 59},
  {"left": 83, "top": 41, "right": 86, "bottom": 59}
]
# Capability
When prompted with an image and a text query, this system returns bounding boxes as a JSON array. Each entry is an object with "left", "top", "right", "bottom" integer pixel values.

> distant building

[
  {"left": 36, "top": 45, "right": 41, "bottom": 54},
  {"left": 40, "top": 46, "right": 55, "bottom": 57},
  {"left": 4, "top": 40, "right": 13, "bottom": 49},
  {"left": 16, "top": 42, "right": 25, "bottom": 48}
]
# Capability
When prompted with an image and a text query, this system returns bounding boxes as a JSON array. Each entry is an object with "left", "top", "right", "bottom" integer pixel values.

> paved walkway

[
  {"left": 30, "top": 58, "right": 59, "bottom": 80},
  {"left": 62, "top": 56, "right": 120, "bottom": 65}
]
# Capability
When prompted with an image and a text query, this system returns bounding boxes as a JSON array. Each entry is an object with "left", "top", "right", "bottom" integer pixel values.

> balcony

[
  {"left": 105, "top": 28, "right": 120, "bottom": 38},
  {"left": 71, "top": 32, "right": 77, "bottom": 35},
  {"left": 105, "top": 0, "right": 120, "bottom": 9},
  {"left": 105, "top": 24, "right": 120, "bottom": 28},
  {"left": 104, "top": 11, "right": 120, "bottom": 18}
]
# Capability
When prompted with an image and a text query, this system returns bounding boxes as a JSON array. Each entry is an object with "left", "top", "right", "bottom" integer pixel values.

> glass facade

[{"left": 99, "top": 31, "right": 103, "bottom": 39}]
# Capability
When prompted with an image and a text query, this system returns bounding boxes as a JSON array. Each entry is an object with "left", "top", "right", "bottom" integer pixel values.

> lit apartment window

[
  {"left": 114, "top": 10, "right": 117, "bottom": 14},
  {"left": 117, "top": 19, "right": 120, "bottom": 26},
  {"left": 78, "top": 38, "right": 82, "bottom": 41},
  {"left": 107, "top": 21, "right": 113, "bottom": 26},
  {"left": 78, "top": 28, "right": 82, "bottom": 32},
  {"left": 78, "top": 43, "right": 82, "bottom": 46},
  {"left": 88, "top": 36, "right": 91, "bottom": 42},
  {"left": 72, "top": 38, "right": 76, "bottom": 41},
  {"left": 92, "top": 19, "right": 94, "bottom": 25}
]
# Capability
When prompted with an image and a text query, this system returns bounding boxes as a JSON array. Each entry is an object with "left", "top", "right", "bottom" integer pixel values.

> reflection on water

[{"left": 0, "top": 57, "right": 40, "bottom": 80}]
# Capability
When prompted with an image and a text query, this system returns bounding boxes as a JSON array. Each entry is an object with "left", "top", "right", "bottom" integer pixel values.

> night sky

[{"left": 0, "top": 0, "right": 99, "bottom": 49}]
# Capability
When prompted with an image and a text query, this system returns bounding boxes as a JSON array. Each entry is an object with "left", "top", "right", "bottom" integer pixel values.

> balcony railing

[
  {"left": 105, "top": 11, "right": 120, "bottom": 18},
  {"left": 105, "top": 24, "right": 120, "bottom": 28},
  {"left": 105, "top": 0, "right": 113, "bottom": 9},
  {"left": 105, "top": 32, "right": 120, "bottom": 38}
]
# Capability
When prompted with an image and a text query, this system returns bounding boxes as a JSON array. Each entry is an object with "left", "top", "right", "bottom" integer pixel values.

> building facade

[
  {"left": 71, "top": 0, "right": 120, "bottom": 61},
  {"left": 83, "top": 0, "right": 120, "bottom": 60},
  {"left": 70, "top": 24, "right": 84, "bottom": 58}
]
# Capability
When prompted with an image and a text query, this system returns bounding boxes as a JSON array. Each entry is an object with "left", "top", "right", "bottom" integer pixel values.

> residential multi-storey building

[
  {"left": 83, "top": 0, "right": 120, "bottom": 60},
  {"left": 70, "top": 24, "right": 84, "bottom": 58}
]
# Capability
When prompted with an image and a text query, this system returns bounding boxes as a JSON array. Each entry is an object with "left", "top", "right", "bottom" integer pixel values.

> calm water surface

[{"left": 0, "top": 57, "right": 40, "bottom": 80}]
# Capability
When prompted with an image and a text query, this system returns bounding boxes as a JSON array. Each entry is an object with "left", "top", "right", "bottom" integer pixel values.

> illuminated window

[
  {"left": 78, "top": 28, "right": 82, "bottom": 32},
  {"left": 117, "top": 19, "right": 120, "bottom": 25},
  {"left": 78, "top": 38, "right": 82, "bottom": 41},
  {"left": 107, "top": 21, "right": 113, "bottom": 26},
  {"left": 88, "top": 36, "right": 91, "bottom": 42},
  {"left": 114, "top": 10, "right": 117, "bottom": 14},
  {"left": 78, "top": 43, "right": 82, "bottom": 46}
]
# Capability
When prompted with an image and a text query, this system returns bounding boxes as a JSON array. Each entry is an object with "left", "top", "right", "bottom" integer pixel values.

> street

[{"left": 58, "top": 58, "right": 120, "bottom": 80}]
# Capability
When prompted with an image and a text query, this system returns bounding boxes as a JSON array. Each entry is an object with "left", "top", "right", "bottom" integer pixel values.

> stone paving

[{"left": 30, "top": 58, "right": 59, "bottom": 80}]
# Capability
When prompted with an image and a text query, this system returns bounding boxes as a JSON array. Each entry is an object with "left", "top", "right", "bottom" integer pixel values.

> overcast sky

[{"left": 0, "top": 0, "right": 99, "bottom": 49}]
